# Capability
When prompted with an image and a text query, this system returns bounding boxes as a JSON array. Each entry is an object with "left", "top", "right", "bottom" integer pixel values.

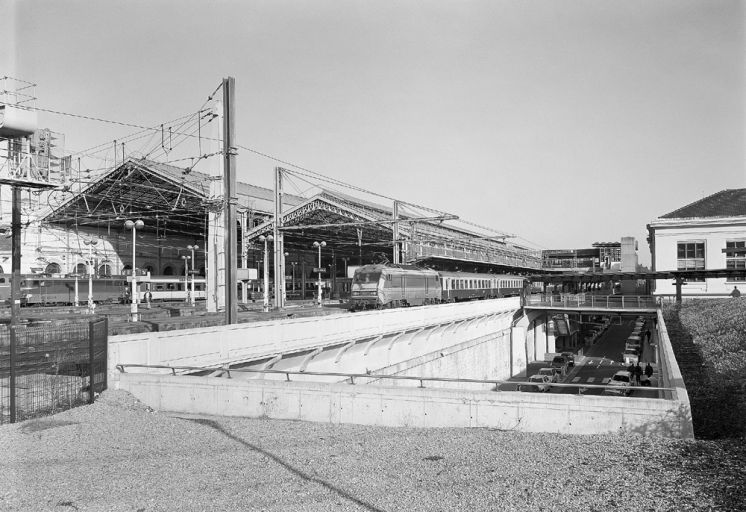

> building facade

[{"left": 647, "top": 189, "right": 746, "bottom": 297}]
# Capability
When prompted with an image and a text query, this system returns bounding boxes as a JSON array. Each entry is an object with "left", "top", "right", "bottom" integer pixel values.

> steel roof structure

[{"left": 39, "top": 157, "right": 542, "bottom": 270}]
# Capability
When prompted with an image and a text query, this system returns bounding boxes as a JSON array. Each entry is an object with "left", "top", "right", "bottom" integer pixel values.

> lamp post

[
  {"left": 180, "top": 254, "right": 191, "bottom": 304},
  {"left": 283, "top": 251, "right": 289, "bottom": 303},
  {"left": 124, "top": 219, "right": 144, "bottom": 321},
  {"left": 313, "top": 241, "right": 326, "bottom": 307},
  {"left": 342, "top": 257, "right": 349, "bottom": 279},
  {"left": 258, "top": 234, "right": 273, "bottom": 312},
  {"left": 84, "top": 238, "right": 98, "bottom": 312},
  {"left": 73, "top": 271, "right": 79, "bottom": 308},
  {"left": 290, "top": 261, "right": 297, "bottom": 297},
  {"left": 187, "top": 244, "right": 198, "bottom": 306}
]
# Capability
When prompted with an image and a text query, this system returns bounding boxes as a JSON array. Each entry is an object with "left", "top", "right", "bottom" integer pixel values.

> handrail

[
  {"left": 115, "top": 363, "right": 674, "bottom": 394},
  {"left": 525, "top": 294, "right": 658, "bottom": 310}
]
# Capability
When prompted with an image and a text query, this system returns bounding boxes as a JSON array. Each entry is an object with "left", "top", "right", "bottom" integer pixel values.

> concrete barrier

[
  {"left": 109, "top": 298, "right": 521, "bottom": 377},
  {"left": 119, "top": 372, "right": 694, "bottom": 438}
]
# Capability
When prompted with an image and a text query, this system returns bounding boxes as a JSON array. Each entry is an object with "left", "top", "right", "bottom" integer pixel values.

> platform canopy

[{"left": 39, "top": 157, "right": 541, "bottom": 270}]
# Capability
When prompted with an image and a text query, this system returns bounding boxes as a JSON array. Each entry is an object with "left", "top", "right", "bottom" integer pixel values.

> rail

[
  {"left": 525, "top": 293, "right": 658, "bottom": 310},
  {"left": 115, "top": 363, "right": 674, "bottom": 395}
]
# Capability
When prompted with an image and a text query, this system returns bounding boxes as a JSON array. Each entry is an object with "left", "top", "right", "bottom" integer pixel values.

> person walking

[
  {"left": 633, "top": 363, "right": 643, "bottom": 386},
  {"left": 731, "top": 286, "right": 741, "bottom": 298},
  {"left": 645, "top": 362, "right": 654, "bottom": 382}
]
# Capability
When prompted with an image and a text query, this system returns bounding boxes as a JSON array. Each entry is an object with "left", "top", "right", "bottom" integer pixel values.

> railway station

[
  {"left": 1, "top": 156, "right": 542, "bottom": 309},
  {"left": 0, "top": 78, "right": 712, "bottom": 439}
]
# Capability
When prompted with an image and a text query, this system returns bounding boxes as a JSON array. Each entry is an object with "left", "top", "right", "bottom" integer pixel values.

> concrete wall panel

[
  {"left": 110, "top": 298, "right": 521, "bottom": 380},
  {"left": 119, "top": 373, "right": 693, "bottom": 438}
]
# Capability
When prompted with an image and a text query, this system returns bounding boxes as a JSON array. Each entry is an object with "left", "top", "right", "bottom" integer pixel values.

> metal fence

[
  {"left": 0, "top": 318, "right": 108, "bottom": 424},
  {"left": 525, "top": 293, "right": 658, "bottom": 310}
]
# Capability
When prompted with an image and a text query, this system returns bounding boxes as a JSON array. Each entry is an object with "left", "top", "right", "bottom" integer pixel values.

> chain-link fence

[{"left": 0, "top": 318, "right": 108, "bottom": 424}]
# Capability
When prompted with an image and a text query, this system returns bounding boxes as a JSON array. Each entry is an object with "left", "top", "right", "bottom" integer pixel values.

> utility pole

[
  {"left": 273, "top": 167, "right": 285, "bottom": 309},
  {"left": 392, "top": 200, "right": 400, "bottom": 264},
  {"left": 223, "top": 76, "right": 237, "bottom": 324}
]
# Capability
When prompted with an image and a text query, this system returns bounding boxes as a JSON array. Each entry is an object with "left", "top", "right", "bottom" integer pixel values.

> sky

[{"left": 2, "top": 0, "right": 744, "bottom": 265}]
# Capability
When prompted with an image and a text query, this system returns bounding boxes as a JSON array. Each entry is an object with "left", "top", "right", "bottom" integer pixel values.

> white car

[
  {"left": 519, "top": 374, "right": 552, "bottom": 392},
  {"left": 604, "top": 370, "right": 633, "bottom": 396},
  {"left": 622, "top": 350, "right": 639, "bottom": 365},
  {"left": 537, "top": 367, "right": 560, "bottom": 383}
]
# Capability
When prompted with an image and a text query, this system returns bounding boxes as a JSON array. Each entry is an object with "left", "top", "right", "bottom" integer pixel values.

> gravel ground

[{"left": 1, "top": 390, "right": 744, "bottom": 512}]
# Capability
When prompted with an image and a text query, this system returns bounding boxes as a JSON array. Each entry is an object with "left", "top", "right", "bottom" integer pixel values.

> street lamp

[
  {"left": 258, "top": 234, "right": 273, "bottom": 312},
  {"left": 283, "top": 251, "right": 289, "bottom": 303},
  {"left": 124, "top": 219, "right": 144, "bottom": 321},
  {"left": 180, "top": 254, "right": 191, "bottom": 304},
  {"left": 290, "top": 261, "right": 297, "bottom": 297},
  {"left": 84, "top": 238, "right": 98, "bottom": 313},
  {"left": 313, "top": 241, "right": 326, "bottom": 307},
  {"left": 187, "top": 244, "right": 198, "bottom": 306}
]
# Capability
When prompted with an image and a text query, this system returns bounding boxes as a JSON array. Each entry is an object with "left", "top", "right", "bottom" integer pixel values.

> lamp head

[
  {"left": 321, "top": 241, "right": 326, "bottom": 248},
  {"left": 258, "top": 235, "right": 266, "bottom": 242},
  {"left": 188, "top": 244, "right": 199, "bottom": 251}
]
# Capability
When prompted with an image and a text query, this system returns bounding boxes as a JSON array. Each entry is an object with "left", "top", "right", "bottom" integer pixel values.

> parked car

[
  {"left": 538, "top": 367, "right": 560, "bottom": 383},
  {"left": 604, "top": 370, "right": 633, "bottom": 396},
  {"left": 625, "top": 342, "right": 641, "bottom": 354},
  {"left": 622, "top": 349, "right": 639, "bottom": 365},
  {"left": 561, "top": 351, "right": 575, "bottom": 367},
  {"left": 519, "top": 374, "right": 552, "bottom": 392},
  {"left": 551, "top": 356, "right": 569, "bottom": 376}
]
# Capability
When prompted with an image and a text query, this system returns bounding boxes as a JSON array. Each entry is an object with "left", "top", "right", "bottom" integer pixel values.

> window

[
  {"left": 726, "top": 241, "right": 746, "bottom": 281},
  {"left": 677, "top": 241, "right": 705, "bottom": 281}
]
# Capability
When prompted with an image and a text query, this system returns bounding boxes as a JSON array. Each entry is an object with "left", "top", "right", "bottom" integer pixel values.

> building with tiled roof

[{"left": 647, "top": 189, "right": 746, "bottom": 297}]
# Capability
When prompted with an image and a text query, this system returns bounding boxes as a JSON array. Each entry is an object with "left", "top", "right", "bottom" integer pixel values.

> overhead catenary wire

[{"left": 8, "top": 82, "right": 542, "bottom": 250}]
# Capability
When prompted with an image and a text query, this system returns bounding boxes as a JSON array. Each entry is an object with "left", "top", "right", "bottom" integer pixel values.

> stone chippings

[{"left": 1, "top": 390, "right": 744, "bottom": 512}]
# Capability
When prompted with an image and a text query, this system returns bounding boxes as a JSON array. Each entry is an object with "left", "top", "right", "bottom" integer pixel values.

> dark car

[
  {"left": 560, "top": 351, "right": 575, "bottom": 367},
  {"left": 550, "top": 356, "right": 569, "bottom": 376}
]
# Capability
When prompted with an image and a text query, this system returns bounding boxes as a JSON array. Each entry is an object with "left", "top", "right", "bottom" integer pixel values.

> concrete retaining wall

[
  {"left": 109, "top": 298, "right": 520, "bottom": 376},
  {"left": 119, "top": 372, "right": 694, "bottom": 438}
]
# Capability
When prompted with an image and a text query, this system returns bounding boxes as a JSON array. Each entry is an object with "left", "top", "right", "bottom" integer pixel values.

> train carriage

[
  {"left": 439, "top": 271, "right": 524, "bottom": 302},
  {"left": 350, "top": 264, "right": 441, "bottom": 310},
  {"left": 351, "top": 265, "right": 526, "bottom": 311}
]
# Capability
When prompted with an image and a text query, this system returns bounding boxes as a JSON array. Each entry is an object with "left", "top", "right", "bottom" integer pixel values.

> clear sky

[{"left": 3, "top": 0, "right": 744, "bottom": 265}]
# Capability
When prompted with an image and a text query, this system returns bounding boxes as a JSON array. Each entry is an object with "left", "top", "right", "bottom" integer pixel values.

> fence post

[
  {"left": 622, "top": 296, "right": 625, "bottom": 309},
  {"left": 88, "top": 320, "right": 95, "bottom": 404},
  {"left": 9, "top": 325, "right": 17, "bottom": 423}
]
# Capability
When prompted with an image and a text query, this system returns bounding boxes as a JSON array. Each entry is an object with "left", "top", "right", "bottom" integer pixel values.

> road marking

[
  {"left": 587, "top": 377, "right": 595, "bottom": 383},
  {"left": 602, "top": 378, "right": 610, "bottom": 384},
  {"left": 572, "top": 377, "right": 581, "bottom": 383}
]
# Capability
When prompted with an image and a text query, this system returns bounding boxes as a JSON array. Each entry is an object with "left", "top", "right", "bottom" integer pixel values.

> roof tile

[{"left": 660, "top": 189, "right": 746, "bottom": 219}]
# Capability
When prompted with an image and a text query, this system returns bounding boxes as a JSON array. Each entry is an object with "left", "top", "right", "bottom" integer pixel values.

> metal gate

[{"left": 0, "top": 318, "right": 108, "bottom": 424}]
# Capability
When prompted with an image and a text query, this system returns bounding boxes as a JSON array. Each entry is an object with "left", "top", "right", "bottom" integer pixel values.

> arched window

[
  {"left": 75, "top": 263, "right": 87, "bottom": 274},
  {"left": 99, "top": 264, "right": 112, "bottom": 277},
  {"left": 162, "top": 266, "right": 174, "bottom": 276},
  {"left": 145, "top": 264, "right": 155, "bottom": 275},
  {"left": 44, "top": 262, "right": 61, "bottom": 275}
]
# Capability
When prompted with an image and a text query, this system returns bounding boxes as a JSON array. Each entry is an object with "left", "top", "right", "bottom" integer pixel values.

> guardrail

[
  {"left": 525, "top": 294, "right": 658, "bottom": 310},
  {"left": 115, "top": 363, "right": 674, "bottom": 395}
]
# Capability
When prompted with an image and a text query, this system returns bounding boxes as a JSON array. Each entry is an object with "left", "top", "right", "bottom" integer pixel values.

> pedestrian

[
  {"left": 645, "top": 362, "right": 653, "bottom": 379},
  {"left": 731, "top": 286, "right": 741, "bottom": 298},
  {"left": 627, "top": 362, "right": 635, "bottom": 375},
  {"left": 645, "top": 329, "right": 652, "bottom": 344},
  {"left": 633, "top": 363, "right": 643, "bottom": 385}
]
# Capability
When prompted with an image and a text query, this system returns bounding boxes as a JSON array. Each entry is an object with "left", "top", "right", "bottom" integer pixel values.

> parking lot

[{"left": 503, "top": 315, "right": 662, "bottom": 398}]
